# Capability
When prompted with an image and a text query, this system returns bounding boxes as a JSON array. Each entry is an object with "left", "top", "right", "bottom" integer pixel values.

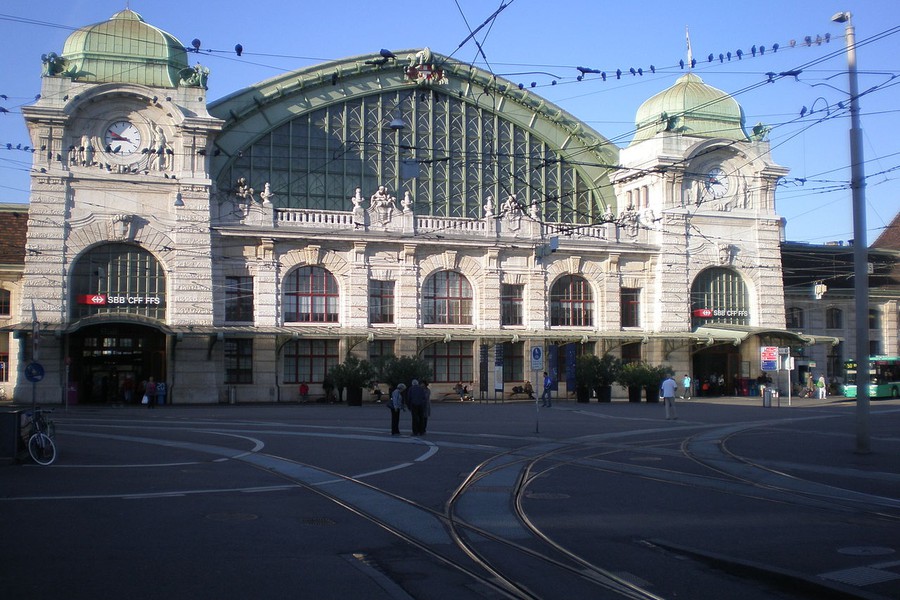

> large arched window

[
  {"left": 690, "top": 267, "right": 749, "bottom": 328},
  {"left": 423, "top": 271, "right": 472, "bottom": 325},
  {"left": 70, "top": 243, "right": 166, "bottom": 320},
  {"left": 283, "top": 266, "right": 339, "bottom": 323},
  {"left": 550, "top": 275, "right": 593, "bottom": 327},
  {"left": 217, "top": 90, "right": 605, "bottom": 223}
]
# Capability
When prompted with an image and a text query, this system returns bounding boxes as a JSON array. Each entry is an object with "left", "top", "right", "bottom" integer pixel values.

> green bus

[{"left": 843, "top": 356, "right": 900, "bottom": 399}]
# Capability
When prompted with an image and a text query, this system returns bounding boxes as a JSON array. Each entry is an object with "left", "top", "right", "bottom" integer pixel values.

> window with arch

[
  {"left": 283, "top": 266, "right": 339, "bottom": 323},
  {"left": 550, "top": 275, "right": 593, "bottom": 327},
  {"left": 423, "top": 271, "right": 472, "bottom": 325},
  {"left": 690, "top": 267, "right": 749, "bottom": 328},
  {"left": 786, "top": 307, "right": 804, "bottom": 329},
  {"left": 826, "top": 307, "right": 843, "bottom": 330},
  {"left": 69, "top": 243, "right": 166, "bottom": 320}
]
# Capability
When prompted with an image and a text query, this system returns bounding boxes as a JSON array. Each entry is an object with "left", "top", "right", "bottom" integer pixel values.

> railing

[{"left": 268, "top": 207, "right": 634, "bottom": 244}]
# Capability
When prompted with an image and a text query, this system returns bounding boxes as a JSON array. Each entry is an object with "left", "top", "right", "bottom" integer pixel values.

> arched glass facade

[
  {"left": 217, "top": 90, "right": 599, "bottom": 223},
  {"left": 423, "top": 270, "right": 472, "bottom": 325},
  {"left": 690, "top": 267, "right": 749, "bottom": 327},
  {"left": 70, "top": 243, "right": 166, "bottom": 320}
]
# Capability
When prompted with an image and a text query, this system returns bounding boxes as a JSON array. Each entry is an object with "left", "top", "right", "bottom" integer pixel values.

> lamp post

[{"left": 832, "top": 11, "right": 870, "bottom": 454}]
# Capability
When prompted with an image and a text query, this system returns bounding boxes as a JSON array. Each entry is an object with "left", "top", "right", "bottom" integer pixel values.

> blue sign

[
  {"left": 531, "top": 346, "right": 543, "bottom": 371},
  {"left": 24, "top": 362, "right": 44, "bottom": 383}
]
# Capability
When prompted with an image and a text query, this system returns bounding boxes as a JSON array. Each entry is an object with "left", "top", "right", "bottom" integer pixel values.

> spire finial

[{"left": 686, "top": 26, "right": 694, "bottom": 71}]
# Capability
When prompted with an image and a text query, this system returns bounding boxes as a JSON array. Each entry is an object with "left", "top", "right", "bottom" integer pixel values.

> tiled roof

[{"left": 871, "top": 211, "right": 900, "bottom": 250}]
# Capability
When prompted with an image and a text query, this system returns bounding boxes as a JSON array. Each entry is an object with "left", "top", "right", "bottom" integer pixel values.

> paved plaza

[{"left": 2, "top": 395, "right": 899, "bottom": 599}]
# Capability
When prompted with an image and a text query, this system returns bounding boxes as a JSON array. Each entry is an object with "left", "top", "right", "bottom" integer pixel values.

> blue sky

[{"left": 1, "top": 0, "right": 897, "bottom": 244}]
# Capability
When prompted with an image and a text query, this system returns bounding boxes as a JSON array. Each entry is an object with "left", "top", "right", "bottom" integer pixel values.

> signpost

[{"left": 531, "top": 346, "right": 543, "bottom": 433}]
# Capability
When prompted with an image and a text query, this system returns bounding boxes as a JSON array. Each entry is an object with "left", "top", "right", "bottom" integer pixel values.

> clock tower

[
  {"left": 613, "top": 71, "right": 789, "bottom": 348},
  {"left": 21, "top": 9, "right": 223, "bottom": 403}
]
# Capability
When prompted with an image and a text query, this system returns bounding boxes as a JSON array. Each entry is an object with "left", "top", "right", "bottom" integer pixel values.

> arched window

[
  {"left": 284, "top": 266, "right": 339, "bottom": 323},
  {"left": 786, "top": 307, "right": 804, "bottom": 329},
  {"left": 423, "top": 271, "right": 472, "bottom": 325},
  {"left": 690, "top": 267, "right": 749, "bottom": 328},
  {"left": 826, "top": 307, "right": 843, "bottom": 330},
  {"left": 70, "top": 243, "right": 166, "bottom": 320},
  {"left": 550, "top": 275, "right": 593, "bottom": 327}
]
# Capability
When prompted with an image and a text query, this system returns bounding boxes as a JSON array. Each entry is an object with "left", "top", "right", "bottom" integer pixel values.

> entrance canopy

[{"left": 695, "top": 323, "right": 840, "bottom": 347}]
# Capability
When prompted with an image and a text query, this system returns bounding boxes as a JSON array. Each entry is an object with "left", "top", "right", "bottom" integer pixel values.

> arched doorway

[
  {"left": 690, "top": 267, "right": 749, "bottom": 396},
  {"left": 67, "top": 242, "right": 169, "bottom": 404},
  {"left": 68, "top": 323, "right": 166, "bottom": 404}
]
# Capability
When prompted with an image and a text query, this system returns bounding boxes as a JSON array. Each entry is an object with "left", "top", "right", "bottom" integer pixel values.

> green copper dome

[
  {"left": 60, "top": 9, "right": 188, "bottom": 88},
  {"left": 631, "top": 73, "right": 747, "bottom": 145}
]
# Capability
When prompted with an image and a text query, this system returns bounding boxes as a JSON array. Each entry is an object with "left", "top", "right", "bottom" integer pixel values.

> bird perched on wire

[{"left": 576, "top": 66, "right": 602, "bottom": 76}]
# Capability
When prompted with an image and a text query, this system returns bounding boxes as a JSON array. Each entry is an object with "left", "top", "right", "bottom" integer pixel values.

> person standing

[
  {"left": 389, "top": 383, "right": 406, "bottom": 435},
  {"left": 408, "top": 379, "right": 428, "bottom": 436},
  {"left": 541, "top": 372, "right": 553, "bottom": 407},
  {"left": 816, "top": 374, "right": 827, "bottom": 399},
  {"left": 144, "top": 376, "right": 157, "bottom": 410},
  {"left": 661, "top": 374, "right": 678, "bottom": 420},
  {"left": 422, "top": 381, "right": 431, "bottom": 434},
  {"left": 681, "top": 374, "right": 691, "bottom": 400}
]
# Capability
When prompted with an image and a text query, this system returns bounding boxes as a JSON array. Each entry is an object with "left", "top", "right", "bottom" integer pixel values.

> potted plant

[
  {"left": 574, "top": 354, "right": 621, "bottom": 403},
  {"left": 328, "top": 355, "right": 375, "bottom": 406},
  {"left": 618, "top": 362, "right": 651, "bottom": 403}
]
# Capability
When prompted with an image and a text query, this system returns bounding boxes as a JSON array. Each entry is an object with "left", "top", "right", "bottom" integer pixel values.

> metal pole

[{"left": 833, "top": 11, "right": 870, "bottom": 453}]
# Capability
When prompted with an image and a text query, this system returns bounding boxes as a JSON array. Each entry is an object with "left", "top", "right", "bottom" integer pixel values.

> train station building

[{"left": 3, "top": 9, "right": 885, "bottom": 405}]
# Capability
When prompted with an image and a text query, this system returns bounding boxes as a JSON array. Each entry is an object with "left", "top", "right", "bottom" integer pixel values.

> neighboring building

[
  {"left": 7, "top": 10, "right": 849, "bottom": 404},
  {"left": 782, "top": 213, "right": 900, "bottom": 390},
  {"left": 0, "top": 204, "right": 27, "bottom": 399}
]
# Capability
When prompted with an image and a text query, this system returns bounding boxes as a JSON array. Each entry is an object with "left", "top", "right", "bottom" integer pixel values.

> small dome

[
  {"left": 631, "top": 73, "right": 747, "bottom": 145},
  {"left": 60, "top": 9, "right": 188, "bottom": 88}
]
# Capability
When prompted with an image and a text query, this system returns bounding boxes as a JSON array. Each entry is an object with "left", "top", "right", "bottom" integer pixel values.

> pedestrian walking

[
  {"left": 816, "top": 374, "right": 827, "bottom": 399},
  {"left": 660, "top": 374, "right": 678, "bottom": 420},
  {"left": 408, "top": 379, "right": 428, "bottom": 436},
  {"left": 541, "top": 371, "right": 553, "bottom": 407},
  {"left": 143, "top": 376, "right": 157, "bottom": 409},
  {"left": 681, "top": 374, "right": 691, "bottom": 400},
  {"left": 388, "top": 383, "right": 406, "bottom": 435},
  {"left": 422, "top": 381, "right": 431, "bottom": 434}
]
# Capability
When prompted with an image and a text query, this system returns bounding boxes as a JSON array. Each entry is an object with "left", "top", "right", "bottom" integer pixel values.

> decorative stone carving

[
  {"left": 502, "top": 194, "right": 522, "bottom": 231},
  {"left": 369, "top": 185, "right": 397, "bottom": 225},
  {"left": 108, "top": 214, "right": 134, "bottom": 241},
  {"left": 259, "top": 182, "right": 274, "bottom": 207}
]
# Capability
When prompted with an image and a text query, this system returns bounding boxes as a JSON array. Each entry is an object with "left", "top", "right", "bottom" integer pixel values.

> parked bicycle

[{"left": 25, "top": 408, "right": 56, "bottom": 465}]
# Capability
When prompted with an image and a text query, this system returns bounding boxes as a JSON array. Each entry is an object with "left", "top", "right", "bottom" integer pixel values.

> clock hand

[{"left": 108, "top": 130, "right": 131, "bottom": 142}]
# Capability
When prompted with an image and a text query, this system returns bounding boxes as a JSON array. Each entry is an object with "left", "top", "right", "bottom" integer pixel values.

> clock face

[
  {"left": 704, "top": 167, "right": 729, "bottom": 199},
  {"left": 104, "top": 120, "right": 142, "bottom": 156}
]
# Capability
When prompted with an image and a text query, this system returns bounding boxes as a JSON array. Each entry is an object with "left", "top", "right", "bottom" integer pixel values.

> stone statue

[
  {"left": 41, "top": 52, "right": 68, "bottom": 77},
  {"left": 351, "top": 187, "right": 365, "bottom": 228},
  {"left": 179, "top": 63, "right": 210, "bottom": 88},
  {"left": 370, "top": 185, "right": 396, "bottom": 224},
  {"left": 260, "top": 182, "right": 274, "bottom": 206},
  {"left": 503, "top": 194, "right": 522, "bottom": 230},
  {"left": 236, "top": 177, "right": 255, "bottom": 202},
  {"left": 401, "top": 191, "right": 412, "bottom": 213},
  {"left": 149, "top": 124, "right": 168, "bottom": 171},
  {"left": 483, "top": 195, "right": 494, "bottom": 218}
]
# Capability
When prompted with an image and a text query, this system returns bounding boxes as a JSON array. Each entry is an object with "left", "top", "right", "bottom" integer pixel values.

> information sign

[
  {"left": 760, "top": 346, "right": 779, "bottom": 372},
  {"left": 531, "top": 346, "right": 543, "bottom": 371}
]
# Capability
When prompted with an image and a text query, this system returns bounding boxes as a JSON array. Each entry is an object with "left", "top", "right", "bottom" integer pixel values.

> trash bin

[
  {"left": 763, "top": 387, "right": 773, "bottom": 408},
  {"left": 0, "top": 410, "right": 24, "bottom": 463}
]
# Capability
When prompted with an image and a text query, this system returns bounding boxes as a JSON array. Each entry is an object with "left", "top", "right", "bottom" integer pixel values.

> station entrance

[{"left": 68, "top": 323, "right": 166, "bottom": 404}]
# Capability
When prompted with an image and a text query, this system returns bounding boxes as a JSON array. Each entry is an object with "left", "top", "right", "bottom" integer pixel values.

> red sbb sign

[
  {"left": 78, "top": 294, "right": 107, "bottom": 305},
  {"left": 692, "top": 308, "right": 713, "bottom": 318}
]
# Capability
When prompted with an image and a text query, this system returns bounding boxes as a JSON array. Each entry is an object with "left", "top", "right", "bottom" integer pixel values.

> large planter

[
  {"left": 627, "top": 386, "right": 642, "bottom": 403},
  {"left": 346, "top": 387, "right": 363, "bottom": 406},
  {"left": 595, "top": 385, "right": 612, "bottom": 403},
  {"left": 644, "top": 385, "right": 660, "bottom": 403},
  {"left": 576, "top": 386, "right": 591, "bottom": 403}
]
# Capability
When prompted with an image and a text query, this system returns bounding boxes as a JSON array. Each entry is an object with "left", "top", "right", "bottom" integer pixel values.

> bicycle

[{"left": 25, "top": 408, "right": 56, "bottom": 465}]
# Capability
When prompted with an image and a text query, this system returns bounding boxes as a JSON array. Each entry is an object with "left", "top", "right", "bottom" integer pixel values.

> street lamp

[{"left": 831, "top": 11, "right": 870, "bottom": 454}]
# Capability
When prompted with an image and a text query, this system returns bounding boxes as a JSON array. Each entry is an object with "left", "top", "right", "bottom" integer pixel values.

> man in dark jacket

[{"left": 407, "top": 379, "right": 428, "bottom": 436}]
